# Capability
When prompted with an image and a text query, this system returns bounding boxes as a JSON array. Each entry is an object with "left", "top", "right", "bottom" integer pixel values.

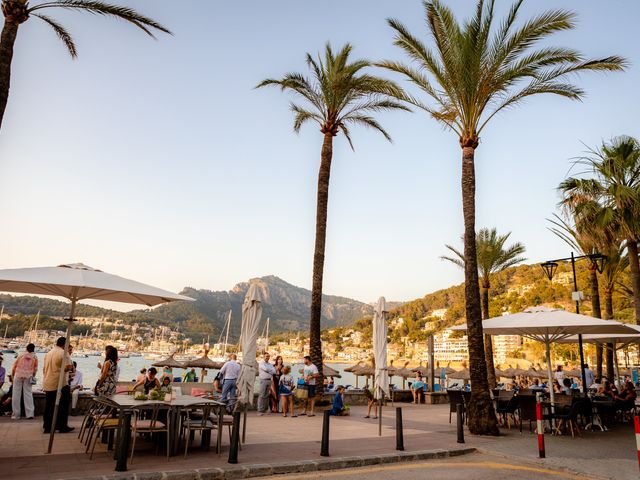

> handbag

[{"left": 295, "top": 384, "right": 308, "bottom": 399}]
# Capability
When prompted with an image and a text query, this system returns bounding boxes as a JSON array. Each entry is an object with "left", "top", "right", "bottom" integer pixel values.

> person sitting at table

[
  {"left": 136, "top": 368, "right": 147, "bottom": 385},
  {"left": 613, "top": 381, "right": 637, "bottom": 411},
  {"left": 159, "top": 376, "right": 172, "bottom": 393},
  {"left": 561, "top": 378, "right": 572, "bottom": 395},
  {"left": 590, "top": 377, "right": 602, "bottom": 391},
  {"left": 597, "top": 380, "right": 615, "bottom": 398},
  {"left": 134, "top": 367, "right": 161, "bottom": 393},
  {"left": 411, "top": 374, "right": 425, "bottom": 404},
  {"left": 329, "top": 386, "right": 348, "bottom": 416}
]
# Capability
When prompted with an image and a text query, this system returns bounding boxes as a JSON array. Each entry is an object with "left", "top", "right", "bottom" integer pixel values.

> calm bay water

[{"left": 1, "top": 353, "right": 369, "bottom": 392}]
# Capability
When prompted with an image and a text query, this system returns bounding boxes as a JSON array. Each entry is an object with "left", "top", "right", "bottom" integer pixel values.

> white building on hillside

[
  {"left": 492, "top": 335, "right": 522, "bottom": 363},
  {"left": 433, "top": 330, "right": 468, "bottom": 363}
]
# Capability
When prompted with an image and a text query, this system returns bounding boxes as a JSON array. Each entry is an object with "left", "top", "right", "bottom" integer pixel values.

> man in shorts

[{"left": 301, "top": 356, "right": 319, "bottom": 417}]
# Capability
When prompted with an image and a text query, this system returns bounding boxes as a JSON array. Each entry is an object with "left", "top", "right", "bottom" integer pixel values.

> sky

[{"left": 0, "top": 0, "right": 638, "bottom": 310}]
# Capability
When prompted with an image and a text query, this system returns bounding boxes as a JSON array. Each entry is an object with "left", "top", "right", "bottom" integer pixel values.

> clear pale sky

[{"left": 0, "top": 1, "right": 638, "bottom": 310}]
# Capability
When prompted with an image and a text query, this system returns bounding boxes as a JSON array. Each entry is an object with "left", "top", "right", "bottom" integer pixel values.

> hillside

[
  {"left": 0, "top": 276, "right": 373, "bottom": 342},
  {"left": 387, "top": 260, "right": 634, "bottom": 341}
]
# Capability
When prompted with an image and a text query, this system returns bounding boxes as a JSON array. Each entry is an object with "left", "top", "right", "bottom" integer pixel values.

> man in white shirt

[
  {"left": 219, "top": 354, "right": 241, "bottom": 405},
  {"left": 69, "top": 362, "right": 84, "bottom": 414},
  {"left": 257, "top": 352, "right": 275, "bottom": 415},
  {"left": 554, "top": 365, "right": 564, "bottom": 384},
  {"left": 301, "top": 355, "right": 319, "bottom": 416}
]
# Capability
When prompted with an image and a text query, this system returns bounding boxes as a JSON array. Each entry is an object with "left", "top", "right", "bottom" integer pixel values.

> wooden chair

[{"left": 130, "top": 404, "right": 170, "bottom": 463}]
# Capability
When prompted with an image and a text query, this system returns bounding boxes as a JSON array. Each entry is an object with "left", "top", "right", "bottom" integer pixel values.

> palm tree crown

[
  {"left": 256, "top": 43, "right": 409, "bottom": 148},
  {"left": 442, "top": 228, "right": 526, "bottom": 287},
  {"left": 380, "top": 0, "right": 626, "bottom": 146}
]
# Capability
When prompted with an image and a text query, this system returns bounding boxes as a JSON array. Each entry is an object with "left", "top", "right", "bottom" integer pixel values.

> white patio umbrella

[
  {"left": 236, "top": 283, "right": 263, "bottom": 442},
  {"left": 372, "top": 296, "right": 389, "bottom": 436},
  {"left": 451, "top": 306, "right": 637, "bottom": 406},
  {"left": 0, "top": 263, "right": 193, "bottom": 453},
  {"left": 556, "top": 324, "right": 640, "bottom": 386}
]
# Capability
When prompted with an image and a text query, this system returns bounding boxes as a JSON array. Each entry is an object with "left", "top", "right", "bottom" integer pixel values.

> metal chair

[
  {"left": 86, "top": 400, "right": 120, "bottom": 459},
  {"left": 447, "top": 389, "right": 466, "bottom": 424},
  {"left": 181, "top": 403, "right": 216, "bottom": 458},
  {"left": 130, "top": 403, "right": 171, "bottom": 463}
]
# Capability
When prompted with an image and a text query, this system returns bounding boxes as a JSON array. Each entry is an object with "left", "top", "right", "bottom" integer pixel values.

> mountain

[{"left": 0, "top": 276, "right": 373, "bottom": 342}]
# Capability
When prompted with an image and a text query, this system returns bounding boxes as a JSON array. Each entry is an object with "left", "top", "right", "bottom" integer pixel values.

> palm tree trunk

[
  {"left": 627, "top": 239, "right": 640, "bottom": 325},
  {"left": 589, "top": 267, "right": 602, "bottom": 377},
  {"left": 0, "top": 15, "right": 20, "bottom": 130},
  {"left": 480, "top": 283, "right": 496, "bottom": 389},
  {"left": 309, "top": 132, "right": 333, "bottom": 392},
  {"left": 460, "top": 143, "right": 498, "bottom": 436},
  {"left": 604, "top": 289, "right": 615, "bottom": 381}
]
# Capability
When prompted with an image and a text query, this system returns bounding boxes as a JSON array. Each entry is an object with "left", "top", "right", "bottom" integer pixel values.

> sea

[{"left": 0, "top": 352, "right": 374, "bottom": 392}]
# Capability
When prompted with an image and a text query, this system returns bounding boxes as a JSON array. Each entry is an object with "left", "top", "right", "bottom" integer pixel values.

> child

[
  {"left": 329, "top": 385, "right": 348, "bottom": 416},
  {"left": 364, "top": 387, "right": 378, "bottom": 419},
  {"left": 279, "top": 365, "right": 296, "bottom": 417},
  {"left": 159, "top": 376, "right": 172, "bottom": 393}
]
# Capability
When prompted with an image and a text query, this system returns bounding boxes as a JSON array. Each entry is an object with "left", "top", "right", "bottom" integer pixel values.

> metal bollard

[
  {"left": 396, "top": 407, "right": 404, "bottom": 451},
  {"left": 536, "top": 394, "right": 545, "bottom": 458},
  {"left": 320, "top": 410, "right": 330, "bottom": 456},
  {"left": 456, "top": 404, "right": 464, "bottom": 444},
  {"left": 227, "top": 411, "right": 241, "bottom": 464}
]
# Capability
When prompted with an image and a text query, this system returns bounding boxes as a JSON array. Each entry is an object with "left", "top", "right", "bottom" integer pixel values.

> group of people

[{"left": 214, "top": 353, "right": 321, "bottom": 417}]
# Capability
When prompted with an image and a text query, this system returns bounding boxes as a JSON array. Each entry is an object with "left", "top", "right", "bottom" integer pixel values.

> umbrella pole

[
  {"left": 578, "top": 334, "right": 587, "bottom": 395},
  {"left": 47, "top": 297, "right": 77, "bottom": 454},
  {"left": 242, "top": 404, "right": 247, "bottom": 444},
  {"left": 614, "top": 345, "right": 621, "bottom": 388},
  {"left": 378, "top": 391, "right": 382, "bottom": 437},
  {"left": 545, "top": 339, "right": 555, "bottom": 429}
]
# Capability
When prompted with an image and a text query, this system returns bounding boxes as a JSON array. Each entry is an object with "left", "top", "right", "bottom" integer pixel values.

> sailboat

[{"left": 210, "top": 310, "right": 232, "bottom": 362}]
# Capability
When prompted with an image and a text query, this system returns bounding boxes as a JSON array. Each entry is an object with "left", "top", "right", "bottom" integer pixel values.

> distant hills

[
  {"left": 387, "top": 260, "right": 634, "bottom": 341},
  {"left": 0, "top": 275, "right": 374, "bottom": 342}
]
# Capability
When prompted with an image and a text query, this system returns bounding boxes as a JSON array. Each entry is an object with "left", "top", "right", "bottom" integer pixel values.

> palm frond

[
  {"left": 30, "top": 0, "right": 172, "bottom": 37},
  {"left": 33, "top": 13, "right": 77, "bottom": 58}
]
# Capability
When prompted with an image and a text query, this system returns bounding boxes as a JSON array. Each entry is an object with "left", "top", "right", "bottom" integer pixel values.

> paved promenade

[{"left": 0, "top": 403, "right": 637, "bottom": 479}]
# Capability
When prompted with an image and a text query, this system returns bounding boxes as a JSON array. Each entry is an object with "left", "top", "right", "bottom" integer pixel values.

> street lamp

[{"left": 540, "top": 251, "right": 607, "bottom": 395}]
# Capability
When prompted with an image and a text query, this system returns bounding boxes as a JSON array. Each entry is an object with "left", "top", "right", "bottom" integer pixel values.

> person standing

[
  {"left": 69, "top": 361, "right": 84, "bottom": 414},
  {"left": 301, "top": 355, "right": 319, "bottom": 417},
  {"left": 270, "top": 355, "right": 284, "bottom": 413},
  {"left": 11, "top": 343, "right": 38, "bottom": 420},
  {"left": 184, "top": 368, "right": 197, "bottom": 383},
  {"left": 554, "top": 365, "right": 564, "bottom": 384},
  {"left": 0, "top": 354, "right": 6, "bottom": 390},
  {"left": 257, "top": 352, "right": 275, "bottom": 415},
  {"left": 583, "top": 363, "right": 595, "bottom": 388},
  {"left": 219, "top": 353, "right": 241, "bottom": 406},
  {"left": 43, "top": 337, "right": 74, "bottom": 433},
  {"left": 95, "top": 346, "right": 118, "bottom": 397}
]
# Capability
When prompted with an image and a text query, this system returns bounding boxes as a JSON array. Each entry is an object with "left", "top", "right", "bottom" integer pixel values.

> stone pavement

[{"left": 0, "top": 403, "right": 637, "bottom": 479}]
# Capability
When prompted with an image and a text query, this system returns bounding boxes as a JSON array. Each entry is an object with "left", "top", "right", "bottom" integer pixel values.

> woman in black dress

[{"left": 270, "top": 356, "right": 284, "bottom": 412}]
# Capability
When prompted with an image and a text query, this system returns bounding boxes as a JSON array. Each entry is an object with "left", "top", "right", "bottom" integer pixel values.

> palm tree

[
  {"left": 257, "top": 43, "right": 408, "bottom": 388},
  {"left": 0, "top": 0, "right": 171, "bottom": 129},
  {"left": 548, "top": 213, "right": 604, "bottom": 376},
  {"left": 380, "top": 0, "right": 625, "bottom": 434},
  {"left": 441, "top": 228, "right": 526, "bottom": 388},
  {"left": 560, "top": 136, "right": 640, "bottom": 325},
  {"left": 601, "top": 242, "right": 628, "bottom": 380}
]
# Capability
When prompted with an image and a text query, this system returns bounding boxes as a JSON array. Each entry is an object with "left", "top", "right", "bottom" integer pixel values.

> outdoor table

[{"left": 105, "top": 394, "right": 225, "bottom": 472}]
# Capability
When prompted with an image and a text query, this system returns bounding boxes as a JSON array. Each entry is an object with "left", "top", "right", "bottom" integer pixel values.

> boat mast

[{"left": 223, "top": 310, "right": 231, "bottom": 357}]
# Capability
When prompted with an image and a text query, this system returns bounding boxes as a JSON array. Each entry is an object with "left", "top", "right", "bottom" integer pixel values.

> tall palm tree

[
  {"left": 441, "top": 228, "right": 526, "bottom": 388},
  {"left": 257, "top": 43, "right": 408, "bottom": 388},
  {"left": 0, "top": 0, "right": 170, "bottom": 129},
  {"left": 380, "top": 0, "right": 625, "bottom": 434},
  {"left": 548, "top": 213, "right": 604, "bottom": 375},
  {"left": 601, "top": 242, "right": 628, "bottom": 380},
  {"left": 560, "top": 136, "right": 640, "bottom": 325}
]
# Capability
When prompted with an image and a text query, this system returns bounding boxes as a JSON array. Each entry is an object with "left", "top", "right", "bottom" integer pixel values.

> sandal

[
  {"left": 308, "top": 413, "right": 316, "bottom": 417},
  {"left": 364, "top": 415, "right": 370, "bottom": 418},
  {"left": 299, "top": 412, "right": 307, "bottom": 416},
  {"left": 292, "top": 415, "right": 298, "bottom": 418},
  {"left": 373, "top": 416, "right": 378, "bottom": 419}
]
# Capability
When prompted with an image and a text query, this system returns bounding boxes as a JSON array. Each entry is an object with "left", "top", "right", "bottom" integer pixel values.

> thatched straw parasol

[
  {"left": 322, "top": 364, "right": 342, "bottom": 378},
  {"left": 344, "top": 361, "right": 363, "bottom": 373},
  {"left": 151, "top": 353, "right": 185, "bottom": 369},
  {"left": 450, "top": 368, "right": 470, "bottom": 381},
  {"left": 184, "top": 349, "right": 223, "bottom": 382}
]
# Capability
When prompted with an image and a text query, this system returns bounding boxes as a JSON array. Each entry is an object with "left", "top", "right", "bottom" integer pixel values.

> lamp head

[{"left": 540, "top": 261, "right": 558, "bottom": 281}]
